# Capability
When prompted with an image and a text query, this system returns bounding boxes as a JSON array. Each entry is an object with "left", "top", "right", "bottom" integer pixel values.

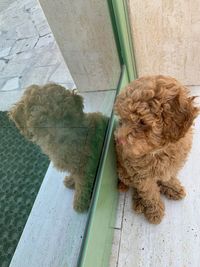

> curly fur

[
  {"left": 9, "top": 83, "right": 108, "bottom": 212},
  {"left": 114, "top": 75, "right": 199, "bottom": 224}
]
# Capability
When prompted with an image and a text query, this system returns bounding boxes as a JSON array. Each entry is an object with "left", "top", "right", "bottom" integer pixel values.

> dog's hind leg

[
  {"left": 117, "top": 161, "right": 130, "bottom": 192},
  {"left": 63, "top": 174, "right": 75, "bottom": 189},
  {"left": 132, "top": 188, "right": 145, "bottom": 214},
  {"left": 158, "top": 177, "right": 186, "bottom": 200},
  {"left": 73, "top": 173, "right": 95, "bottom": 212}
]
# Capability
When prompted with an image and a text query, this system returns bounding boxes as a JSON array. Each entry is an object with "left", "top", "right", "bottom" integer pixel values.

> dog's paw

[
  {"left": 63, "top": 175, "right": 75, "bottom": 189},
  {"left": 73, "top": 192, "right": 91, "bottom": 212},
  {"left": 73, "top": 200, "right": 89, "bottom": 213},
  {"left": 144, "top": 201, "right": 165, "bottom": 224},
  {"left": 160, "top": 184, "right": 186, "bottom": 200},
  {"left": 118, "top": 180, "right": 129, "bottom": 192},
  {"left": 133, "top": 199, "right": 145, "bottom": 214}
]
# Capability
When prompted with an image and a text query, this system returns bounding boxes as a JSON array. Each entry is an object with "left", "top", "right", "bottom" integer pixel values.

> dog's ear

[
  {"left": 72, "top": 92, "right": 84, "bottom": 113},
  {"left": 114, "top": 80, "right": 155, "bottom": 120},
  {"left": 8, "top": 85, "right": 40, "bottom": 138},
  {"left": 60, "top": 90, "right": 84, "bottom": 122},
  {"left": 8, "top": 101, "right": 33, "bottom": 138},
  {"left": 162, "top": 93, "right": 199, "bottom": 142},
  {"left": 8, "top": 102, "right": 25, "bottom": 130}
]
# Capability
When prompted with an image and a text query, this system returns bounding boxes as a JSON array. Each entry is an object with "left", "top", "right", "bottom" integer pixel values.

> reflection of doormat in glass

[{"left": 0, "top": 111, "right": 49, "bottom": 267}]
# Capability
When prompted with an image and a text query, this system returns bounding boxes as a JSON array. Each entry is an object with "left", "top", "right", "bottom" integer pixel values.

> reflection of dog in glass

[
  {"left": 9, "top": 83, "right": 108, "bottom": 212},
  {"left": 115, "top": 75, "right": 199, "bottom": 224}
]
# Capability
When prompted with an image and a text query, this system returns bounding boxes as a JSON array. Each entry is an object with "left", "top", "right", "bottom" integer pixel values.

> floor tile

[
  {"left": 20, "top": 65, "right": 57, "bottom": 88},
  {"left": 0, "top": 0, "right": 74, "bottom": 110},
  {"left": 109, "top": 229, "right": 121, "bottom": 267},
  {"left": 35, "top": 33, "right": 54, "bottom": 48},
  {"left": 0, "top": 47, "right": 11, "bottom": 57},
  {"left": 114, "top": 192, "right": 126, "bottom": 229},
  {"left": 1, "top": 77, "right": 19, "bottom": 91},
  {"left": 49, "top": 62, "right": 74, "bottom": 84}
]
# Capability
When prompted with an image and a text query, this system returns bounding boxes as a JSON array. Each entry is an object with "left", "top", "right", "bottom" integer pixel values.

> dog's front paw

[
  {"left": 73, "top": 199, "right": 90, "bottom": 213},
  {"left": 144, "top": 201, "right": 165, "bottom": 224},
  {"left": 73, "top": 191, "right": 91, "bottom": 213},
  {"left": 63, "top": 175, "right": 75, "bottom": 189},
  {"left": 133, "top": 199, "right": 145, "bottom": 214},
  {"left": 160, "top": 184, "right": 186, "bottom": 200}
]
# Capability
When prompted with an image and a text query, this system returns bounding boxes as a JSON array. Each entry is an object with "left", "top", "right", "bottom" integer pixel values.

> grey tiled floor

[
  {"left": 0, "top": 0, "right": 117, "bottom": 114},
  {"left": 0, "top": 0, "right": 75, "bottom": 111}
]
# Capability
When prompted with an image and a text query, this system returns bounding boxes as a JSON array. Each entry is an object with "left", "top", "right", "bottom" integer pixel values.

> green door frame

[
  {"left": 111, "top": 0, "right": 138, "bottom": 81},
  {"left": 79, "top": 1, "right": 137, "bottom": 266}
]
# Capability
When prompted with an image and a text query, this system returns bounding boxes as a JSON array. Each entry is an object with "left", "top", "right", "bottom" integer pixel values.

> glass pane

[{"left": 0, "top": 0, "right": 121, "bottom": 267}]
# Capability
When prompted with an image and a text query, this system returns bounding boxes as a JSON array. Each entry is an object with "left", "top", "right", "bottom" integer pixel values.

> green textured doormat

[{"left": 0, "top": 111, "right": 50, "bottom": 267}]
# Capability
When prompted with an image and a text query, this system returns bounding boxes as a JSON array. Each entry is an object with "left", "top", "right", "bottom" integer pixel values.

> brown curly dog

[
  {"left": 9, "top": 83, "right": 108, "bottom": 212},
  {"left": 114, "top": 75, "right": 199, "bottom": 224}
]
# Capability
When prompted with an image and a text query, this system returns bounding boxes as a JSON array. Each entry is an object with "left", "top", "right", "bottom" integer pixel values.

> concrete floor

[
  {"left": 0, "top": 0, "right": 75, "bottom": 111},
  {"left": 0, "top": 0, "right": 116, "bottom": 113},
  {"left": 0, "top": 0, "right": 16, "bottom": 11}
]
